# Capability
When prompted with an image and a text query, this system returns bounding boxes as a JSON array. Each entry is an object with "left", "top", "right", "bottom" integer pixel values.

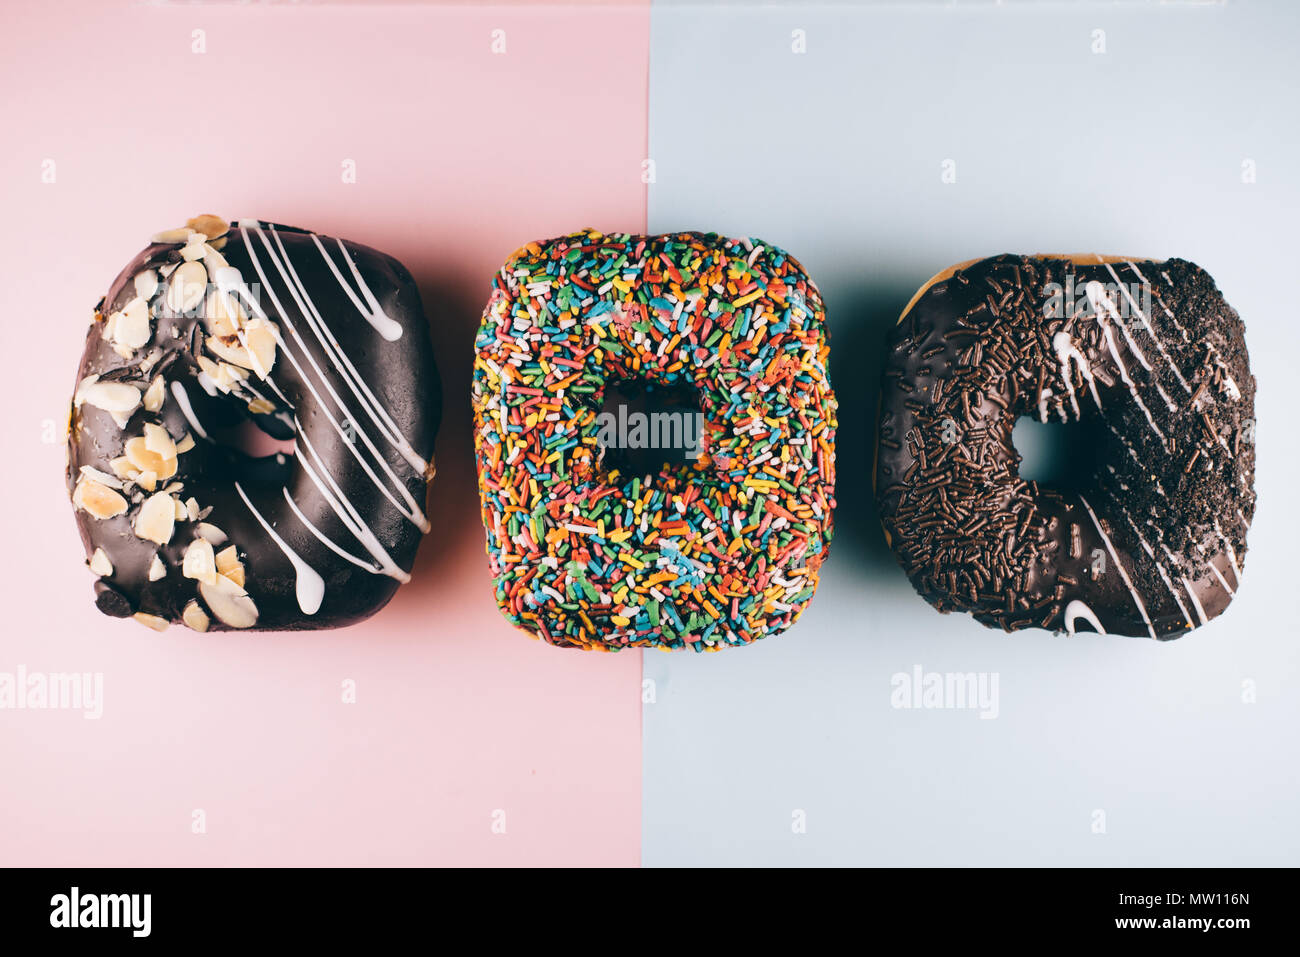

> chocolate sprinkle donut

[
  {"left": 68, "top": 217, "right": 439, "bottom": 632},
  {"left": 874, "top": 254, "right": 1255, "bottom": 639}
]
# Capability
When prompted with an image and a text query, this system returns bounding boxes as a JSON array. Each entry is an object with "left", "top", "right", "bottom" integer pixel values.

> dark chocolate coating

[
  {"left": 874, "top": 255, "right": 1255, "bottom": 639},
  {"left": 68, "top": 220, "right": 440, "bottom": 631}
]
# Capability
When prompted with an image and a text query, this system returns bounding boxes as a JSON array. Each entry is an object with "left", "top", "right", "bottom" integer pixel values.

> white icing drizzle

[
  {"left": 1192, "top": 539, "right": 1236, "bottom": 596},
  {"left": 169, "top": 381, "right": 209, "bottom": 439},
  {"left": 1087, "top": 281, "right": 1167, "bottom": 445},
  {"left": 1156, "top": 541, "right": 1207, "bottom": 625},
  {"left": 239, "top": 379, "right": 296, "bottom": 432},
  {"left": 1037, "top": 387, "right": 1052, "bottom": 423},
  {"left": 231, "top": 226, "right": 430, "bottom": 530},
  {"left": 254, "top": 329, "right": 428, "bottom": 532},
  {"left": 1213, "top": 519, "right": 1243, "bottom": 579},
  {"left": 1101, "top": 486, "right": 1192, "bottom": 627},
  {"left": 183, "top": 221, "right": 432, "bottom": 598},
  {"left": 261, "top": 225, "right": 424, "bottom": 471},
  {"left": 282, "top": 489, "right": 383, "bottom": 575},
  {"left": 293, "top": 418, "right": 410, "bottom": 582},
  {"left": 1180, "top": 576, "right": 1209, "bottom": 626},
  {"left": 1078, "top": 494, "right": 1157, "bottom": 639},
  {"left": 1052, "top": 331, "right": 1103, "bottom": 417},
  {"left": 1086, "top": 278, "right": 1152, "bottom": 370},
  {"left": 1103, "top": 258, "right": 1192, "bottom": 394},
  {"left": 1206, "top": 562, "right": 1234, "bottom": 595},
  {"left": 1152, "top": 566, "right": 1191, "bottom": 627},
  {"left": 1063, "top": 599, "right": 1106, "bottom": 636},
  {"left": 1136, "top": 262, "right": 1242, "bottom": 410},
  {"left": 309, "top": 233, "right": 405, "bottom": 342},
  {"left": 1129, "top": 262, "right": 1191, "bottom": 344},
  {"left": 234, "top": 481, "right": 325, "bottom": 615},
  {"left": 1105, "top": 423, "right": 1167, "bottom": 499}
]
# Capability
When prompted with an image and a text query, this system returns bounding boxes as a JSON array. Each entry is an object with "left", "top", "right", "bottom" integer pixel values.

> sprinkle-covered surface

[
  {"left": 874, "top": 254, "right": 1254, "bottom": 640},
  {"left": 472, "top": 230, "right": 837, "bottom": 651}
]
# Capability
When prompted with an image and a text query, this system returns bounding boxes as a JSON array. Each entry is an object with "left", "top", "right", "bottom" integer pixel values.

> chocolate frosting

[
  {"left": 68, "top": 218, "right": 439, "bottom": 632},
  {"left": 875, "top": 255, "right": 1254, "bottom": 639}
]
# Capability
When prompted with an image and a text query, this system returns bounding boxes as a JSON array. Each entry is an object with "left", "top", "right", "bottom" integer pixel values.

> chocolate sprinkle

[{"left": 874, "top": 255, "right": 1255, "bottom": 639}]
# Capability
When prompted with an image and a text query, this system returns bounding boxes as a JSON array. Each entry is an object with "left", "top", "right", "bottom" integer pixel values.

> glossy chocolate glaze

[
  {"left": 874, "top": 255, "right": 1254, "bottom": 639},
  {"left": 68, "top": 219, "right": 440, "bottom": 631}
]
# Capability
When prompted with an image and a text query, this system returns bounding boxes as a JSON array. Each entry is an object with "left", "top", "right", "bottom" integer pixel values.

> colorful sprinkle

[{"left": 472, "top": 230, "right": 837, "bottom": 652}]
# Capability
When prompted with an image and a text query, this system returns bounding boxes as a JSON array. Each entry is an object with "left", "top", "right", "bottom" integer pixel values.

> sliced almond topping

[
  {"left": 173, "top": 498, "right": 188, "bottom": 521},
  {"left": 180, "top": 235, "right": 207, "bottom": 262},
  {"left": 196, "top": 522, "right": 227, "bottom": 546},
  {"left": 202, "top": 244, "right": 229, "bottom": 271},
  {"left": 124, "top": 435, "right": 177, "bottom": 480},
  {"left": 103, "top": 312, "right": 119, "bottom": 341},
  {"left": 142, "top": 376, "right": 166, "bottom": 413},
  {"left": 143, "top": 422, "right": 177, "bottom": 460},
  {"left": 199, "top": 576, "right": 258, "bottom": 629},
  {"left": 186, "top": 214, "right": 229, "bottom": 240},
  {"left": 242, "top": 319, "right": 278, "bottom": 378},
  {"left": 133, "top": 612, "right": 170, "bottom": 632},
  {"left": 79, "top": 465, "right": 123, "bottom": 489},
  {"left": 204, "top": 288, "right": 244, "bottom": 337},
  {"left": 216, "top": 547, "right": 246, "bottom": 585},
  {"left": 210, "top": 362, "right": 244, "bottom": 393},
  {"left": 73, "top": 477, "right": 128, "bottom": 519},
  {"left": 139, "top": 348, "right": 163, "bottom": 374},
  {"left": 151, "top": 227, "right": 194, "bottom": 244},
  {"left": 175, "top": 433, "right": 195, "bottom": 454},
  {"left": 88, "top": 548, "right": 113, "bottom": 577},
  {"left": 182, "top": 537, "right": 218, "bottom": 585},
  {"left": 214, "top": 545, "right": 240, "bottom": 574},
  {"left": 134, "top": 491, "right": 176, "bottom": 545},
  {"left": 133, "top": 269, "right": 159, "bottom": 301},
  {"left": 135, "top": 469, "right": 157, "bottom": 492},
  {"left": 75, "top": 379, "right": 142, "bottom": 415},
  {"left": 108, "top": 456, "right": 139, "bottom": 481},
  {"left": 182, "top": 600, "right": 210, "bottom": 632},
  {"left": 247, "top": 397, "right": 275, "bottom": 416},
  {"left": 185, "top": 496, "right": 200, "bottom": 521},
  {"left": 195, "top": 354, "right": 224, "bottom": 390},
  {"left": 114, "top": 296, "right": 152, "bottom": 350},
  {"left": 148, "top": 554, "right": 167, "bottom": 581},
  {"left": 166, "top": 260, "right": 208, "bottom": 313},
  {"left": 206, "top": 334, "right": 254, "bottom": 370}
]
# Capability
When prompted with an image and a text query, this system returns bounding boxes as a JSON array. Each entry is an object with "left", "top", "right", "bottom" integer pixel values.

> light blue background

[{"left": 643, "top": 0, "right": 1300, "bottom": 865}]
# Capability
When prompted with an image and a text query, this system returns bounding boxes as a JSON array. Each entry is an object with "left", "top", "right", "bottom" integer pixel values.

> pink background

[{"left": 0, "top": 0, "right": 647, "bottom": 866}]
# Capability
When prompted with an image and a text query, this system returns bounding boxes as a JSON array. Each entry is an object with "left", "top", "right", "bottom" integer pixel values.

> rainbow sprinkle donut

[{"left": 472, "top": 229, "right": 837, "bottom": 652}]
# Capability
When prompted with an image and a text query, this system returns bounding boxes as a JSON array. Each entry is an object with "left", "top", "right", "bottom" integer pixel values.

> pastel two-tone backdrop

[{"left": 1, "top": 0, "right": 1297, "bottom": 868}]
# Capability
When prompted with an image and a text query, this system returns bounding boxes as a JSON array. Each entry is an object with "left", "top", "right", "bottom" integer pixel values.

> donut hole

[
  {"left": 212, "top": 418, "right": 295, "bottom": 459},
  {"left": 590, "top": 377, "right": 705, "bottom": 480},
  {"left": 1011, "top": 415, "right": 1111, "bottom": 496},
  {"left": 207, "top": 415, "right": 296, "bottom": 486},
  {"left": 179, "top": 375, "right": 298, "bottom": 484}
]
